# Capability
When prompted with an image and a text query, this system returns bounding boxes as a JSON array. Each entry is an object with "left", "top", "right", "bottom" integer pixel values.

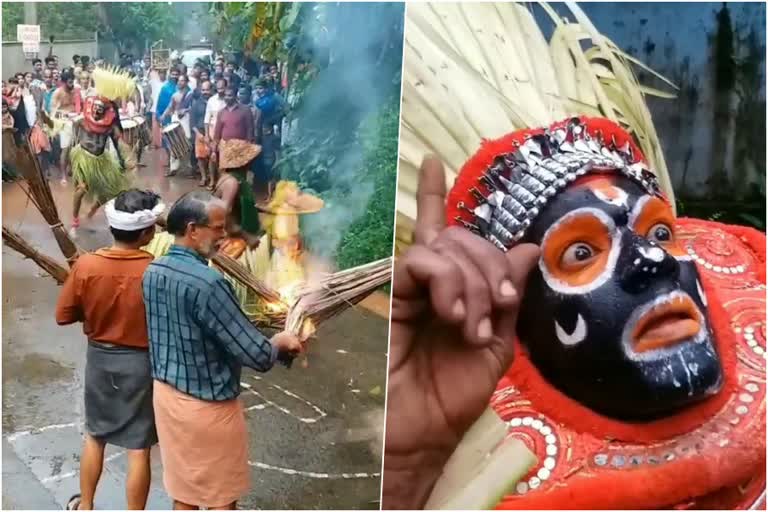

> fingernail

[
  {"left": 477, "top": 317, "right": 493, "bottom": 340},
  {"left": 499, "top": 280, "right": 516, "bottom": 298},
  {"left": 452, "top": 299, "right": 466, "bottom": 318}
]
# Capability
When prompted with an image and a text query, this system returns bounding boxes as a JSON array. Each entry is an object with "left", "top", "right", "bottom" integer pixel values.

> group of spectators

[
  {"left": 2, "top": 53, "right": 108, "bottom": 182},
  {"left": 143, "top": 54, "right": 285, "bottom": 200},
  {"left": 3, "top": 50, "right": 286, "bottom": 200}
]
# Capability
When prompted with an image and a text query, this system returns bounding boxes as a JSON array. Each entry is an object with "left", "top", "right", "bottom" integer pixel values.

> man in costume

[
  {"left": 64, "top": 67, "right": 137, "bottom": 235},
  {"left": 56, "top": 189, "right": 164, "bottom": 511},
  {"left": 384, "top": 3, "right": 765, "bottom": 510}
]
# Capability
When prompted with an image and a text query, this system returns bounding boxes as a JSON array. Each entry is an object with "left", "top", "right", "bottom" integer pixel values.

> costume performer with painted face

[
  {"left": 45, "top": 67, "right": 137, "bottom": 235},
  {"left": 385, "top": 3, "right": 765, "bottom": 510}
]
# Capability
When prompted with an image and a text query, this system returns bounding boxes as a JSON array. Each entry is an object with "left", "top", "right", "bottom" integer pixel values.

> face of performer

[
  {"left": 516, "top": 175, "right": 722, "bottom": 421},
  {"left": 92, "top": 100, "right": 107, "bottom": 120},
  {"left": 191, "top": 204, "right": 226, "bottom": 258},
  {"left": 200, "top": 81, "right": 213, "bottom": 99}
]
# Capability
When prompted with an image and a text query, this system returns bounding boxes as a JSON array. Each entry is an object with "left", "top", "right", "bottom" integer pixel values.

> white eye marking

[
  {"left": 555, "top": 314, "right": 587, "bottom": 346},
  {"left": 639, "top": 246, "right": 665, "bottom": 262},
  {"left": 696, "top": 279, "right": 707, "bottom": 307}
]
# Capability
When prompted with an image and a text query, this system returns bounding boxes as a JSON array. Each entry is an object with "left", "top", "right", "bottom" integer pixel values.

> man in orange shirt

[{"left": 56, "top": 189, "right": 165, "bottom": 511}]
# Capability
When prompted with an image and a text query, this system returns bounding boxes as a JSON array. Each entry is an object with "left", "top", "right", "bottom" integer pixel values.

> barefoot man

[{"left": 50, "top": 67, "right": 77, "bottom": 184}]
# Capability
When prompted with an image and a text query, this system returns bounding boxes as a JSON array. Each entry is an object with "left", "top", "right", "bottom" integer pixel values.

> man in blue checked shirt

[{"left": 142, "top": 191, "right": 301, "bottom": 510}]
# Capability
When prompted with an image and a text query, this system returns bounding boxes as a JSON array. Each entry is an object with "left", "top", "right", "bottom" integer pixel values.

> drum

[
  {"left": 162, "top": 122, "right": 190, "bottom": 160},
  {"left": 120, "top": 118, "right": 140, "bottom": 147},
  {"left": 134, "top": 116, "right": 150, "bottom": 148}
]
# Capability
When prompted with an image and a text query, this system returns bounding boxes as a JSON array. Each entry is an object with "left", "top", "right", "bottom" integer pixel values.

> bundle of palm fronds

[
  {"left": 12, "top": 136, "right": 82, "bottom": 264},
  {"left": 2, "top": 226, "right": 70, "bottom": 284},
  {"left": 284, "top": 257, "right": 393, "bottom": 341},
  {"left": 397, "top": 1, "right": 678, "bottom": 254}
]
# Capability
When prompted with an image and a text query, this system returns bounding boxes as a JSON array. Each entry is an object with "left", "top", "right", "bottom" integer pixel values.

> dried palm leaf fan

[
  {"left": 397, "top": 1, "right": 677, "bottom": 255},
  {"left": 398, "top": 2, "right": 677, "bottom": 509}
]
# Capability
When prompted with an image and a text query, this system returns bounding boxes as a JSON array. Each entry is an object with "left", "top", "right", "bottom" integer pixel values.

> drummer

[
  {"left": 50, "top": 68, "right": 77, "bottom": 184},
  {"left": 160, "top": 73, "right": 193, "bottom": 177}
]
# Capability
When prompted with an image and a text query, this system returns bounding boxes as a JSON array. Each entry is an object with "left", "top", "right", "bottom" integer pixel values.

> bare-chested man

[
  {"left": 68, "top": 97, "right": 131, "bottom": 234},
  {"left": 50, "top": 68, "right": 77, "bottom": 184}
]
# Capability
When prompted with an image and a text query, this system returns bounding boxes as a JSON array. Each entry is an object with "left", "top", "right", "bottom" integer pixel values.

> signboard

[
  {"left": 16, "top": 24, "right": 40, "bottom": 43},
  {"left": 22, "top": 42, "right": 40, "bottom": 54},
  {"left": 151, "top": 48, "right": 171, "bottom": 70}
]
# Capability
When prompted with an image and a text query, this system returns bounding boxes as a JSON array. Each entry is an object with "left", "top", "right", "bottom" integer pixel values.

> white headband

[{"left": 105, "top": 199, "right": 165, "bottom": 231}]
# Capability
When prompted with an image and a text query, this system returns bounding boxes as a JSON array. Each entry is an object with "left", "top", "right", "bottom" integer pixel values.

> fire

[{"left": 300, "top": 318, "right": 316, "bottom": 341}]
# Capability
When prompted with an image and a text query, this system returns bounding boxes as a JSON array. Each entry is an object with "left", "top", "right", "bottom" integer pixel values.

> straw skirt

[{"left": 153, "top": 380, "right": 250, "bottom": 507}]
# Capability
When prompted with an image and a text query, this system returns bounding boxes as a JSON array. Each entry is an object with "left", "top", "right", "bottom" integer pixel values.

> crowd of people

[{"left": 2, "top": 51, "right": 286, "bottom": 235}]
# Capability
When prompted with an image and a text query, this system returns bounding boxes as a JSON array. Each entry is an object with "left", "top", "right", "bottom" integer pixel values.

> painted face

[
  {"left": 517, "top": 175, "right": 722, "bottom": 420},
  {"left": 92, "top": 99, "right": 107, "bottom": 120}
]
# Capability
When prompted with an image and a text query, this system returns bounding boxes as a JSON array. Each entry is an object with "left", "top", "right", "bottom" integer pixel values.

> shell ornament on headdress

[{"left": 446, "top": 116, "right": 664, "bottom": 250}]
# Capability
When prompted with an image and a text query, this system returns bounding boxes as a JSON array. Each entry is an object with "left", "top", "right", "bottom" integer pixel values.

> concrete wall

[
  {"left": 546, "top": 3, "right": 766, "bottom": 201},
  {"left": 2, "top": 39, "right": 97, "bottom": 76}
]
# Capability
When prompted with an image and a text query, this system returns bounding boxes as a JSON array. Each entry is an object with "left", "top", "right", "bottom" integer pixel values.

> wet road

[{"left": 2, "top": 149, "right": 388, "bottom": 509}]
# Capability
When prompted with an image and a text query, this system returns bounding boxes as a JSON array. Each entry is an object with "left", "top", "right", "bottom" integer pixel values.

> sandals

[{"left": 65, "top": 494, "right": 81, "bottom": 510}]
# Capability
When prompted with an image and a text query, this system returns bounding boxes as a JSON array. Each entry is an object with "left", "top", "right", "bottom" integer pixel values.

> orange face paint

[
  {"left": 542, "top": 212, "right": 613, "bottom": 287},
  {"left": 630, "top": 196, "right": 686, "bottom": 257}
]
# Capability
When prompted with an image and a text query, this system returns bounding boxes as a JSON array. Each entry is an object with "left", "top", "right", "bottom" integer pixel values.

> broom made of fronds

[
  {"left": 285, "top": 257, "right": 393, "bottom": 341},
  {"left": 2, "top": 226, "right": 70, "bottom": 284},
  {"left": 12, "top": 133, "right": 82, "bottom": 264}
]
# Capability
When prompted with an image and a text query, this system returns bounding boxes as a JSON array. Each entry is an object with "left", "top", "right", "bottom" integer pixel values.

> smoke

[{"left": 286, "top": 3, "right": 404, "bottom": 262}]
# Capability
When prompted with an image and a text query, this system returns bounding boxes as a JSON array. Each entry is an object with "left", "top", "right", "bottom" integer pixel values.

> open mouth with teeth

[{"left": 631, "top": 293, "right": 702, "bottom": 353}]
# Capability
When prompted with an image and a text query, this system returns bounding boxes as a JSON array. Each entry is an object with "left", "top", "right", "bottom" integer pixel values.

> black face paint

[{"left": 517, "top": 176, "right": 722, "bottom": 420}]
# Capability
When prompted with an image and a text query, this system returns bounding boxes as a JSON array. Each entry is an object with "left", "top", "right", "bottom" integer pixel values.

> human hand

[
  {"left": 271, "top": 331, "right": 302, "bottom": 355},
  {"left": 382, "top": 156, "right": 540, "bottom": 510}
]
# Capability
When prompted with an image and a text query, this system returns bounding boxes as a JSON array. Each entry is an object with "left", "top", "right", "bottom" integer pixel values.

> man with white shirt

[
  {"left": 149, "top": 68, "right": 167, "bottom": 148},
  {"left": 204, "top": 77, "right": 227, "bottom": 187}
]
